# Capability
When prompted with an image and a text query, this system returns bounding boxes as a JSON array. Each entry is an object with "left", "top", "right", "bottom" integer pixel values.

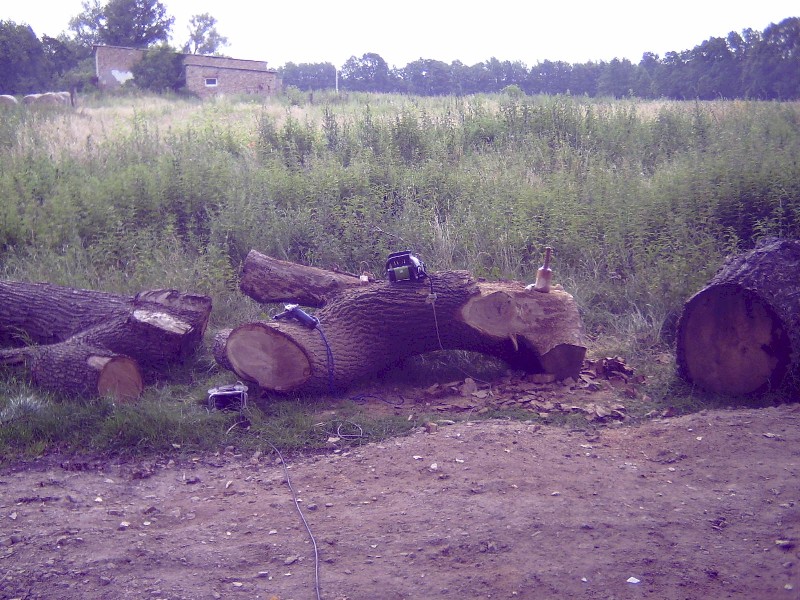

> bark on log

[
  {"left": 0, "top": 281, "right": 212, "bottom": 350},
  {"left": 217, "top": 255, "right": 586, "bottom": 394},
  {"left": 0, "top": 343, "right": 143, "bottom": 401},
  {"left": 240, "top": 249, "right": 367, "bottom": 307},
  {"left": 0, "top": 281, "right": 129, "bottom": 346},
  {"left": 0, "top": 280, "right": 213, "bottom": 398},
  {"left": 676, "top": 237, "right": 799, "bottom": 395}
]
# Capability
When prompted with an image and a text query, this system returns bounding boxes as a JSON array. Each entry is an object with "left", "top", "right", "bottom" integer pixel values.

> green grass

[
  {"left": 0, "top": 376, "right": 423, "bottom": 463},
  {"left": 1, "top": 92, "right": 799, "bottom": 460}
]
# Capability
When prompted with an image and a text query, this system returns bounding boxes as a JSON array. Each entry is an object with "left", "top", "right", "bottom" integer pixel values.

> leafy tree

[
  {"left": 726, "top": 29, "right": 757, "bottom": 61},
  {"left": 528, "top": 60, "right": 572, "bottom": 95},
  {"left": 42, "top": 35, "right": 79, "bottom": 78},
  {"left": 70, "top": 0, "right": 173, "bottom": 49},
  {"left": 131, "top": 43, "right": 183, "bottom": 91},
  {"left": 597, "top": 58, "right": 637, "bottom": 98},
  {"left": 103, "top": 0, "right": 173, "bottom": 47},
  {"left": 280, "top": 61, "right": 337, "bottom": 90},
  {"left": 340, "top": 53, "right": 392, "bottom": 92},
  {"left": 477, "top": 58, "right": 528, "bottom": 93},
  {"left": 687, "top": 37, "right": 740, "bottom": 99},
  {"left": 569, "top": 61, "right": 602, "bottom": 96},
  {"left": 637, "top": 52, "right": 661, "bottom": 98},
  {"left": 743, "top": 17, "right": 800, "bottom": 99},
  {"left": 69, "top": 0, "right": 105, "bottom": 47},
  {"left": 41, "top": 34, "right": 98, "bottom": 91},
  {"left": 62, "top": 56, "right": 101, "bottom": 91},
  {"left": 182, "top": 13, "right": 228, "bottom": 55},
  {"left": 449, "top": 60, "right": 482, "bottom": 95},
  {"left": 0, "top": 21, "right": 51, "bottom": 94},
  {"left": 651, "top": 50, "right": 690, "bottom": 98},
  {"left": 400, "top": 59, "right": 452, "bottom": 95}
]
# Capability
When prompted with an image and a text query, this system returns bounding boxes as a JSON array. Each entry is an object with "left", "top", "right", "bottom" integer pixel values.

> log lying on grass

[
  {"left": 676, "top": 237, "right": 800, "bottom": 395},
  {"left": 0, "top": 343, "right": 143, "bottom": 401},
  {"left": 0, "top": 281, "right": 212, "bottom": 400},
  {"left": 215, "top": 250, "right": 586, "bottom": 394}
]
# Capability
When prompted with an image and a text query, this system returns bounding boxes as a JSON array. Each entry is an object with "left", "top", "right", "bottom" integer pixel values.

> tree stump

[
  {"left": 676, "top": 237, "right": 799, "bottom": 395},
  {"left": 215, "top": 251, "right": 587, "bottom": 394}
]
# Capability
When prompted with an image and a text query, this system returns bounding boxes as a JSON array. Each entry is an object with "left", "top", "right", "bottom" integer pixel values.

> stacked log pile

[
  {"left": 0, "top": 281, "right": 212, "bottom": 401},
  {"left": 213, "top": 250, "right": 587, "bottom": 395}
]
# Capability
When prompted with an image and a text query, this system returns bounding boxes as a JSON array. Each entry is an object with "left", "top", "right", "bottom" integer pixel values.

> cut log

[
  {"left": 0, "top": 281, "right": 212, "bottom": 350},
  {"left": 0, "top": 343, "right": 143, "bottom": 401},
  {"left": 216, "top": 256, "right": 586, "bottom": 394},
  {"left": 240, "top": 249, "right": 368, "bottom": 307},
  {"left": 0, "top": 280, "right": 212, "bottom": 397},
  {"left": 70, "top": 307, "right": 208, "bottom": 373},
  {"left": 0, "top": 280, "right": 129, "bottom": 346},
  {"left": 676, "top": 237, "right": 799, "bottom": 395}
]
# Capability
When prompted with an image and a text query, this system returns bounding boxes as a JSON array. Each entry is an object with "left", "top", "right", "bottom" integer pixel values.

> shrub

[{"left": 132, "top": 44, "right": 185, "bottom": 92}]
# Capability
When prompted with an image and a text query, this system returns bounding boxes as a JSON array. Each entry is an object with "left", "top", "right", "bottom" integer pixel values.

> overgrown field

[{"left": 1, "top": 90, "right": 799, "bottom": 458}]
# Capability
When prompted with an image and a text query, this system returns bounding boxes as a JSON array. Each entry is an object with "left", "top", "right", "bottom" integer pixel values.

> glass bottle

[{"left": 533, "top": 247, "right": 552, "bottom": 293}]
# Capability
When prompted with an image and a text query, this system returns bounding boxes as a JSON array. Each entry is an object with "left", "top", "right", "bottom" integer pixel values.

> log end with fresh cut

[
  {"left": 92, "top": 354, "right": 144, "bottom": 402},
  {"left": 676, "top": 237, "right": 799, "bottom": 395}
]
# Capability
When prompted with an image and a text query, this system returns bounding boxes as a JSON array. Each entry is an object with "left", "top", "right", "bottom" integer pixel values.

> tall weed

[{"left": 1, "top": 93, "right": 798, "bottom": 343}]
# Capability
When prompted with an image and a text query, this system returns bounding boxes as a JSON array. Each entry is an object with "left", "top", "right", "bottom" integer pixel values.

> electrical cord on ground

[
  {"left": 350, "top": 393, "right": 406, "bottom": 408},
  {"left": 265, "top": 440, "right": 323, "bottom": 600},
  {"left": 316, "top": 419, "right": 366, "bottom": 440}
]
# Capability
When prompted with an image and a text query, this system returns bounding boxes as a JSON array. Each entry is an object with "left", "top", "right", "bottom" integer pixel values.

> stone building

[
  {"left": 183, "top": 54, "right": 278, "bottom": 98},
  {"left": 94, "top": 45, "right": 145, "bottom": 90},
  {"left": 93, "top": 45, "right": 280, "bottom": 98}
]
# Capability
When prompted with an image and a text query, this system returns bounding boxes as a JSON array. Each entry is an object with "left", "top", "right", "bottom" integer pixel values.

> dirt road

[{"left": 2, "top": 404, "right": 799, "bottom": 600}]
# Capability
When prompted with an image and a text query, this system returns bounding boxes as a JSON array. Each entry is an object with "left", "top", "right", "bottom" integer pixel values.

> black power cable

[
  {"left": 265, "top": 440, "right": 322, "bottom": 600},
  {"left": 274, "top": 304, "right": 335, "bottom": 394}
]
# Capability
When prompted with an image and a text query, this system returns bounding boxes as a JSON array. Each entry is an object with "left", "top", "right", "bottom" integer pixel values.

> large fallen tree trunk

[
  {"left": 676, "top": 237, "right": 800, "bottom": 395},
  {"left": 0, "top": 281, "right": 212, "bottom": 399},
  {"left": 215, "top": 252, "right": 586, "bottom": 394}
]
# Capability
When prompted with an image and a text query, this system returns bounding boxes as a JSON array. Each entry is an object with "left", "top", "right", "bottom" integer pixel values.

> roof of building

[
  {"left": 94, "top": 45, "right": 277, "bottom": 74},
  {"left": 183, "top": 54, "right": 276, "bottom": 74}
]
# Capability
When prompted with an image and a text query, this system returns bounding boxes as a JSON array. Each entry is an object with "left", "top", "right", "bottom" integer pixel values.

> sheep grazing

[{"left": 0, "top": 94, "right": 19, "bottom": 107}]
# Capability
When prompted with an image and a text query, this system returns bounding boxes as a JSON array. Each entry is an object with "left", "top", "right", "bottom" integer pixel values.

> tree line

[
  {"left": 286, "top": 17, "right": 800, "bottom": 100},
  {"left": 1, "top": 1, "right": 798, "bottom": 100},
  {"left": 0, "top": 0, "right": 228, "bottom": 95}
]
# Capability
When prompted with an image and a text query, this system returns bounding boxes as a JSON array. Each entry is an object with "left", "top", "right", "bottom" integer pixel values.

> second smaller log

[{"left": 0, "top": 343, "right": 143, "bottom": 401}]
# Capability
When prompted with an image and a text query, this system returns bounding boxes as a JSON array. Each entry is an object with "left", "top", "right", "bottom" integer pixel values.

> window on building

[{"left": 205, "top": 78, "right": 218, "bottom": 87}]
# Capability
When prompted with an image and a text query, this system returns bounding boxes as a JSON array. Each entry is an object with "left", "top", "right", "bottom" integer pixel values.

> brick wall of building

[
  {"left": 184, "top": 63, "right": 279, "bottom": 99},
  {"left": 93, "top": 46, "right": 279, "bottom": 98},
  {"left": 95, "top": 46, "right": 144, "bottom": 90}
]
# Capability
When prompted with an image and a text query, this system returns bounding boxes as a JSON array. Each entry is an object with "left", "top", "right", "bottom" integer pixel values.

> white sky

[{"left": 6, "top": 0, "right": 798, "bottom": 69}]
